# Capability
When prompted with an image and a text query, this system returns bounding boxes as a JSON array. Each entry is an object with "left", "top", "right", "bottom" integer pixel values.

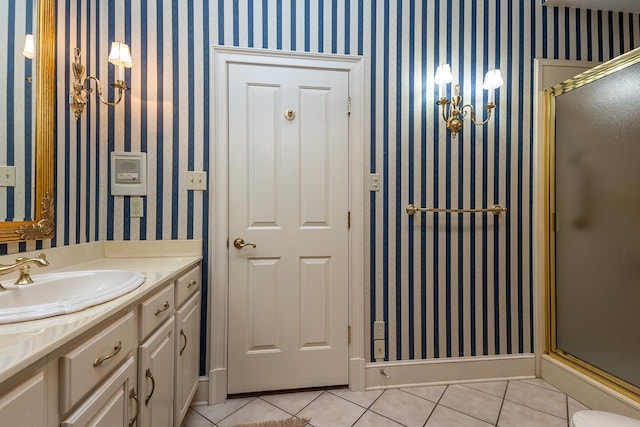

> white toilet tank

[{"left": 572, "top": 410, "right": 640, "bottom": 427}]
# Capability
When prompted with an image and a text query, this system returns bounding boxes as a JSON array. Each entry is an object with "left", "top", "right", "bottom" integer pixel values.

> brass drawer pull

[
  {"left": 154, "top": 301, "right": 170, "bottom": 316},
  {"left": 144, "top": 368, "right": 156, "bottom": 406},
  {"left": 93, "top": 341, "right": 122, "bottom": 367},
  {"left": 187, "top": 279, "right": 198, "bottom": 288},
  {"left": 129, "top": 388, "right": 139, "bottom": 427},
  {"left": 179, "top": 329, "right": 187, "bottom": 356}
]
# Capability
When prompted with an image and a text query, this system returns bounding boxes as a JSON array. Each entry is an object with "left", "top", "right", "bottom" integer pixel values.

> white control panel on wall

[{"left": 111, "top": 152, "right": 147, "bottom": 196}]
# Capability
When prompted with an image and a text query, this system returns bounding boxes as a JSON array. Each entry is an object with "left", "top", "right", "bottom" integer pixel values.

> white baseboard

[
  {"left": 365, "top": 354, "right": 535, "bottom": 390},
  {"left": 209, "top": 367, "right": 228, "bottom": 404},
  {"left": 191, "top": 376, "right": 210, "bottom": 406},
  {"left": 541, "top": 355, "right": 640, "bottom": 419}
]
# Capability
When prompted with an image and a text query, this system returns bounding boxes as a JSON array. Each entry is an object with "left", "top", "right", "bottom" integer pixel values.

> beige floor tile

[
  {"left": 329, "top": 389, "right": 384, "bottom": 408},
  {"left": 401, "top": 385, "right": 447, "bottom": 403},
  {"left": 567, "top": 397, "right": 590, "bottom": 422},
  {"left": 519, "top": 378, "right": 561, "bottom": 392},
  {"left": 261, "top": 390, "right": 323, "bottom": 415},
  {"left": 369, "top": 389, "right": 436, "bottom": 427},
  {"left": 498, "top": 400, "right": 567, "bottom": 427},
  {"left": 505, "top": 380, "right": 567, "bottom": 419},
  {"left": 297, "top": 392, "right": 367, "bottom": 427},
  {"left": 352, "top": 410, "right": 404, "bottom": 426},
  {"left": 463, "top": 381, "right": 508, "bottom": 398},
  {"left": 217, "top": 398, "right": 293, "bottom": 427},
  {"left": 193, "top": 397, "right": 255, "bottom": 423},
  {"left": 438, "top": 384, "right": 503, "bottom": 424},
  {"left": 425, "top": 405, "right": 495, "bottom": 427},
  {"left": 181, "top": 408, "right": 215, "bottom": 427}
]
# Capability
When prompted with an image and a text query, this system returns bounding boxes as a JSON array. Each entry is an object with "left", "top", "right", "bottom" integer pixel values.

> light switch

[
  {"left": 368, "top": 173, "right": 380, "bottom": 192},
  {"left": 0, "top": 166, "right": 16, "bottom": 187},
  {"left": 130, "top": 197, "right": 144, "bottom": 218},
  {"left": 186, "top": 171, "right": 207, "bottom": 191}
]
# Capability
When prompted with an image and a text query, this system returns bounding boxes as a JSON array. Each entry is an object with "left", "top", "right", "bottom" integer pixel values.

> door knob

[{"left": 233, "top": 238, "right": 256, "bottom": 249}]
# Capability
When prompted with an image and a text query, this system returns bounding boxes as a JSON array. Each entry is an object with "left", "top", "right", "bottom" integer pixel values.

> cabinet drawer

[
  {"left": 139, "top": 284, "right": 175, "bottom": 340},
  {"left": 59, "top": 311, "right": 137, "bottom": 414},
  {"left": 175, "top": 265, "right": 200, "bottom": 308}
]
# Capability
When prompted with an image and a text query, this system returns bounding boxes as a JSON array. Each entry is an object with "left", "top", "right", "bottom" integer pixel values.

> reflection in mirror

[
  {"left": 0, "top": 0, "right": 36, "bottom": 223},
  {"left": 0, "top": 0, "right": 55, "bottom": 244}
]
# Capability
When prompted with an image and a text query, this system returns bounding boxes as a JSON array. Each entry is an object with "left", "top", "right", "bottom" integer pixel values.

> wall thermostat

[{"left": 111, "top": 152, "right": 147, "bottom": 196}]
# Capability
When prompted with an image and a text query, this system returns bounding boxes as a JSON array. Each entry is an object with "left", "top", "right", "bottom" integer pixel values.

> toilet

[{"left": 572, "top": 410, "right": 640, "bottom": 427}]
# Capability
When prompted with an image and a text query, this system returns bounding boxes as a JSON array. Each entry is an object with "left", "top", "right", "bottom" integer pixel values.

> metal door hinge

[
  {"left": 348, "top": 325, "right": 351, "bottom": 344},
  {"left": 347, "top": 97, "right": 351, "bottom": 115},
  {"left": 348, "top": 211, "right": 351, "bottom": 229}
]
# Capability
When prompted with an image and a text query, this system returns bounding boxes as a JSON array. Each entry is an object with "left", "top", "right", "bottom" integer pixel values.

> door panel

[{"left": 228, "top": 63, "right": 349, "bottom": 394}]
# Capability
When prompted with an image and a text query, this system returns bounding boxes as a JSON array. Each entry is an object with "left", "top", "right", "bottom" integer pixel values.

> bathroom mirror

[{"left": 0, "top": 0, "right": 55, "bottom": 243}]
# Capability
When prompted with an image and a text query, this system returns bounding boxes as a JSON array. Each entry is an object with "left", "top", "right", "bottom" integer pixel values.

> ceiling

[{"left": 542, "top": 0, "right": 640, "bottom": 14}]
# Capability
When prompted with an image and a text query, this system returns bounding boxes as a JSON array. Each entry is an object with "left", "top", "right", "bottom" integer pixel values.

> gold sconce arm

[{"left": 69, "top": 46, "right": 131, "bottom": 120}]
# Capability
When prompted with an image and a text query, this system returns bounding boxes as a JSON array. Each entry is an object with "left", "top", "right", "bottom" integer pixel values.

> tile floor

[{"left": 183, "top": 379, "right": 589, "bottom": 427}]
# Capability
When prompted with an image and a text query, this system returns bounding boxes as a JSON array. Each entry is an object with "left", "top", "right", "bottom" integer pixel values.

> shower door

[{"left": 550, "top": 52, "right": 640, "bottom": 394}]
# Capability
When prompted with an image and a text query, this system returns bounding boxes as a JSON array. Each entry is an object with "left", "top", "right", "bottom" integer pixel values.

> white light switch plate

[
  {"left": 186, "top": 171, "right": 207, "bottom": 191},
  {"left": 368, "top": 173, "right": 380, "bottom": 192},
  {"left": 0, "top": 166, "right": 16, "bottom": 187}
]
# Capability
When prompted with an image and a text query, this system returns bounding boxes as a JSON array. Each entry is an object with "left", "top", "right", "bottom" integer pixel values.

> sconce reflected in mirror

[
  {"left": 435, "top": 64, "right": 504, "bottom": 138},
  {"left": 23, "top": 34, "right": 35, "bottom": 59},
  {"left": 69, "top": 41, "right": 133, "bottom": 120}
]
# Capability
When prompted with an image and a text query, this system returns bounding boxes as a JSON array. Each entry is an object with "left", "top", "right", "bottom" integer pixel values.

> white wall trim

[
  {"left": 209, "top": 46, "right": 366, "bottom": 403},
  {"left": 541, "top": 355, "right": 640, "bottom": 418},
  {"left": 365, "top": 354, "right": 536, "bottom": 390}
]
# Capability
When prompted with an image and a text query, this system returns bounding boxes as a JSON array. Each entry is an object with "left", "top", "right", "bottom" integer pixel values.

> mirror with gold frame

[{"left": 0, "top": 0, "right": 55, "bottom": 243}]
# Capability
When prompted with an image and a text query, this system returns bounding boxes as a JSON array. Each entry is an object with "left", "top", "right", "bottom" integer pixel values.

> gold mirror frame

[{"left": 0, "top": 0, "right": 55, "bottom": 243}]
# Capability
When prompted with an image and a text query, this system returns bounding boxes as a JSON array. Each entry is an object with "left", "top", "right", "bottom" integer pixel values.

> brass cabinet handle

[
  {"left": 187, "top": 279, "right": 198, "bottom": 288},
  {"left": 144, "top": 368, "right": 155, "bottom": 406},
  {"left": 179, "top": 329, "right": 187, "bottom": 356},
  {"left": 93, "top": 341, "right": 122, "bottom": 367},
  {"left": 154, "top": 301, "right": 170, "bottom": 316},
  {"left": 129, "top": 388, "right": 139, "bottom": 427},
  {"left": 233, "top": 238, "right": 256, "bottom": 249}
]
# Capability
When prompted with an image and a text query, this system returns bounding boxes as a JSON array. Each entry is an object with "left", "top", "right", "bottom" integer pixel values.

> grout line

[{"left": 209, "top": 396, "right": 258, "bottom": 425}]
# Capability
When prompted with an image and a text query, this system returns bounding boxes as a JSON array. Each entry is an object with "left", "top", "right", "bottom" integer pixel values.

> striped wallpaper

[
  {"left": 2, "top": 1, "right": 640, "bottom": 366},
  {"left": 0, "top": 0, "right": 35, "bottom": 224}
]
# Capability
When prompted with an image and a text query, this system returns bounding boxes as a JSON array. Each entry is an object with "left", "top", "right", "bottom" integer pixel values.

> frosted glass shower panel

[{"left": 554, "top": 62, "right": 640, "bottom": 389}]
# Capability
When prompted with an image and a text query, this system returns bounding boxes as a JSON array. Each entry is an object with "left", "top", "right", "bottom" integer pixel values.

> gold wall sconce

[
  {"left": 69, "top": 41, "right": 133, "bottom": 120},
  {"left": 434, "top": 64, "right": 503, "bottom": 138}
]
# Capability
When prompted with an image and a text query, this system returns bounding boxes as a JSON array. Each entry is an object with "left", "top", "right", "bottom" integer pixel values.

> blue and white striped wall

[
  {"left": 2, "top": 1, "right": 640, "bottom": 365},
  {"left": 0, "top": 0, "right": 35, "bottom": 225}
]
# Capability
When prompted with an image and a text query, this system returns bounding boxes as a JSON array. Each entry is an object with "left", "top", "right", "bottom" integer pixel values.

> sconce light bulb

[{"left": 23, "top": 34, "right": 35, "bottom": 59}]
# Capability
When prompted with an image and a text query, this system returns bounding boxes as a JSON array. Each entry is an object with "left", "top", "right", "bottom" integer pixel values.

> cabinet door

[
  {"left": 0, "top": 369, "right": 47, "bottom": 427},
  {"left": 138, "top": 317, "right": 174, "bottom": 427},
  {"left": 61, "top": 356, "right": 138, "bottom": 427},
  {"left": 174, "top": 291, "right": 200, "bottom": 426}
]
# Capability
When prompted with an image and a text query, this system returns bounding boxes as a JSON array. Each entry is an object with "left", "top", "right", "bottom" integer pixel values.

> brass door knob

[{"left": 233, "top": 238, "right": 257, "bottom": 249}]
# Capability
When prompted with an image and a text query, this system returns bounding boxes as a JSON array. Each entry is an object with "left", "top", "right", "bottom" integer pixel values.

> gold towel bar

[{"left": 406, "top": 204, "right": 507, "bottom": 216}]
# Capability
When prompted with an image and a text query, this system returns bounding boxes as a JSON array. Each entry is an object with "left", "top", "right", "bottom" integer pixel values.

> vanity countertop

[{"left": 0, "top": 241, "right": 202, "bottom": 384}]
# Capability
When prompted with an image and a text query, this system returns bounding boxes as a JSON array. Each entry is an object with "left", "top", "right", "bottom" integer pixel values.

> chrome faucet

[{"left": 0, "top": 253, "right": 49, "bottom": 290}]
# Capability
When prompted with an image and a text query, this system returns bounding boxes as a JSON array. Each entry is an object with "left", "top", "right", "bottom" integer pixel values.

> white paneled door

[{"left": 227, "top": 63, "right": 350, "bottom": 394}]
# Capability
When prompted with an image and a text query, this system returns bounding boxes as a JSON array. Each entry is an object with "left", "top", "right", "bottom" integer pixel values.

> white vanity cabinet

[
  {"left": 174, "top": 266, "right": 201, "bottom": 426},
  {"left": 0, "top": 367, "right": 48, "bottom": 427},
  {"left": 61, "top": 355, "right": 138, "bottom": 427},
  {"left": 0, "top": 256, "right": 202, "bottom": 427},
  {"left": 138, "top": 316, "right": 175, "bottom": 427}
]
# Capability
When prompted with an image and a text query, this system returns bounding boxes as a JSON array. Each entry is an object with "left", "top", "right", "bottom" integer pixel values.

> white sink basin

[{"left": 0, "top": 270, "right": 145, "bottom": 324}]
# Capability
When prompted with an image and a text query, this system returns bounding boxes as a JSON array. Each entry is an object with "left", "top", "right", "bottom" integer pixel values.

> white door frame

[
  {"left": 532, "top": 58, "right": 599, "bottom": 378},
  {"left": 209, "top": 46, "right": 366, "bottom": 403}
]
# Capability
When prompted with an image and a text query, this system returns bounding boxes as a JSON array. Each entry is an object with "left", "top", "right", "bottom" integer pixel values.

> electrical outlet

[
  {"left": 374, "top": 340, "right": 385, "bottom": 360},
  {"left": 368, "top": 173, "right": 380, "bottom": 192},
  {"left": 374, "top": 320, "right": 385, "bottom": 340},
  {"left": 130, "top": 197, "right": 144, "bottom": 218},
  {"left": 186, "top": 171, "right": 207, "bottom": 191},
  {"left": 0, "top": 166, "right": 16, "bottom": 187}
]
